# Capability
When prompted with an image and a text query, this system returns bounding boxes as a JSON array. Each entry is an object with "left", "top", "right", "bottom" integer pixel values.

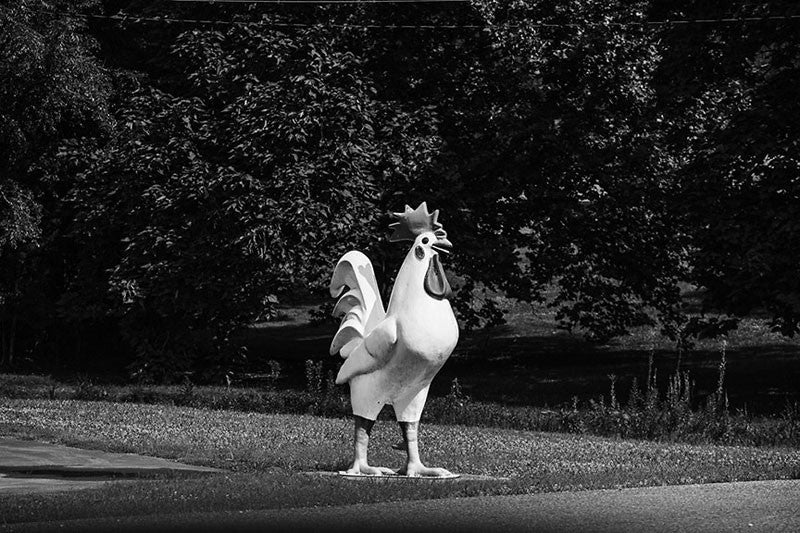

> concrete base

[
  {"left": 338, "top": 470, "right": 461, "bottom": 480},
  {"left": 304, "top": 471, "right": 509, "bottom": 481}
]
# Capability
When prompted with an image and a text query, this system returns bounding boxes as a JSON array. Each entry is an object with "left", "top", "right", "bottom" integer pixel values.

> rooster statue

[{"left": 329, "top": 202, "right": 459, "bottom": 478}]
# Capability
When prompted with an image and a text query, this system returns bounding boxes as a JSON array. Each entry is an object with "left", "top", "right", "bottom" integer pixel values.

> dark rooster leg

[
  {"left": 345, "top": 415, "right": 394, "bottom": 476},
  {"left": 396, "top": 421, "right": 453, "bottom": 477}
]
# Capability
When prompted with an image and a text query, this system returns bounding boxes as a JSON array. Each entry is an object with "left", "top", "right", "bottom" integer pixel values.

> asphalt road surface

[
  {"left": 0, "top": 438, "right": 222, "bottom": 495},
  {"left": 3, "top": 479, "right": 798, "bottom": 533}
]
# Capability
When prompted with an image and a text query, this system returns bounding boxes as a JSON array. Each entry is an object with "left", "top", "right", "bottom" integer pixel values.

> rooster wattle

[{"left": 329, "top": 202, "right": 459, "bottom": 477}]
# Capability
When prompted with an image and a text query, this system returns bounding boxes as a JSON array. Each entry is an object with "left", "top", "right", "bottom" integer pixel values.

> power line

[
  {"left": 36, "top": 10, "right": 800, "bottom": 30},
  {"left": 170, "top": 0, "right": 471, "bottom": 3},
  {"left": 83, "top": 13, "right": 488, "bottom": 28}
]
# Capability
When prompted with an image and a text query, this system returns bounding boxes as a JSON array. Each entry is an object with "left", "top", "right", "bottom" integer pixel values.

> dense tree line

[{"left": 1, "top": 0, "right": 798, "bottom": 380}]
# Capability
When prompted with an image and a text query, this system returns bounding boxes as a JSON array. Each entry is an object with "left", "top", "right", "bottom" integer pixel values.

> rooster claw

[
  {"left": 396, "top": 463, "right": 456, "bottom": 478},
  {"left": 340, "top": 464, "right": 395, "bottom": 477}
]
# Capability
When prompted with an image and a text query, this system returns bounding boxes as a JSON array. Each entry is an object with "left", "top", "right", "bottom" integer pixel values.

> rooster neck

[{"left": 386, "top": 247, "right": 448, "bottom": 315}]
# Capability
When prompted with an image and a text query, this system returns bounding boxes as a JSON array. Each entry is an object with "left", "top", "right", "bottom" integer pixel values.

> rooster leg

[
  {"left": 395, "top": 421, "right": 453, "bottom": 477},
  {"left": 344, "top": 415, "right": 394, "bottom": 476}
]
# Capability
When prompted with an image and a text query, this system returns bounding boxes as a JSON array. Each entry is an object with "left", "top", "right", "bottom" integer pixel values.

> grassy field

[
  {"left": 3, "top": 369, "right": 798, "bottom": 449},
  {"left": 1, "top": 398, "right": 799, "bottom": 524}
]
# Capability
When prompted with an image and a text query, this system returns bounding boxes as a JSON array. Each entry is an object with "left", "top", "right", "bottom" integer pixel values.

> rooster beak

[{"left": 432, "top": 237, "right": 452, "bottom": 254}]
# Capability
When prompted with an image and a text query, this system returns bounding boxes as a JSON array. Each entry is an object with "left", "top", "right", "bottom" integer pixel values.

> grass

[
  {"left": 3, "top": 352, "right": 799, "bottom": 449},
  {"left": 1, "top": 398, "right": 799, "bottom": 525}
]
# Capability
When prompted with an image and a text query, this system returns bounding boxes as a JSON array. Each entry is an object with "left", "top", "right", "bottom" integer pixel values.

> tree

[
  {"left": 0, "top": 0, "right": 111, "bottom": 367},
  {"left": 61, "top": 21, "right": 441, "bottom": 380},
  {"left": 450, "top": 0, "right": 689, "bottom": 341},
  {"left": 653, "top": 0, "right": 800, "bottom": 336},
  {"left": 6, "top": 0, "right": 800, "bottom": 379},
  {"left": 453, "top": 0, "right": 800, "bottom": 342}
]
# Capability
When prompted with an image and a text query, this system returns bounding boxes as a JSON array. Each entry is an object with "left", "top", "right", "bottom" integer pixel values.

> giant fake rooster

[{"left": 329, "top": 202, "right": 459, "bottom": 477}]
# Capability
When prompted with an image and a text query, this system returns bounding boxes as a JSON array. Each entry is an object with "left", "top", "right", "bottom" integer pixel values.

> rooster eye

[{"left": 422, "top": 237, "right": 429, "bottom": 245}]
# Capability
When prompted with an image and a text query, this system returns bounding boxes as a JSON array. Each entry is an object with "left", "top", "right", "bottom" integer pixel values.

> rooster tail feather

[{"left": 329, "top": 251, "right": 386, "bottom": 358}]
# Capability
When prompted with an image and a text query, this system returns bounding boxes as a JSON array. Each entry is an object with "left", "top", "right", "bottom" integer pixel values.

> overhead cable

[
  {"left": 37, "top": 10, "right": 800, "bottom": 30},
  {"left": 170, "top": 0, "right": 472, "bottom": 3}
]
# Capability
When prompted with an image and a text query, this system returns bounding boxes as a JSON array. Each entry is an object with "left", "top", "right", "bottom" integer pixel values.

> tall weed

[{"left": 304, "top": 359, "right": 346, "bottom": 416}]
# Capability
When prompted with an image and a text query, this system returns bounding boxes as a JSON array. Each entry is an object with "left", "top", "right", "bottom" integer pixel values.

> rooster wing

[{"left": 329, "top": 251, "right": 396, "bottom": 384}]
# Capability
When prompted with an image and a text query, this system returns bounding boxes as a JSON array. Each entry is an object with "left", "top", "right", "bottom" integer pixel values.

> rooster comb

[{"left": 388, "top": 202, "right": 448, "bottom": 242}]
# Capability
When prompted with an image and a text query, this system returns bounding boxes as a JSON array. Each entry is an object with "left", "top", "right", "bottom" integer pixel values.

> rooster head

[{"left": 389, "top": 202, "right": 453, "bottom": 300}]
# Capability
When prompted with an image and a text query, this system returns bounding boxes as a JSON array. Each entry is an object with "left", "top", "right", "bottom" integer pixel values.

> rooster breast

[
  {"left": 371, "top": 293, "right": 459, "bottom": 400},
  {"left": 394, "top": 299, "right": 459, "bottom": 366}
]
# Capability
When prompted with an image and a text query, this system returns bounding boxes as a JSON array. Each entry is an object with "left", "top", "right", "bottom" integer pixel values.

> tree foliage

[
  {"left": 0, "top": 0, "right": 111, "bottom": 367},
  {"left": 461, "top": 0, "right": 800, "bottom": 341},
  {"left": 655, "top": 0, "right": 800, "bottom": 336},
  {"left": 58, "top": 20, "right": 440, "bottom": 380},
  {"left": 2, "top": 0, "right": 799, "bottom": 378},
  {"left": 443, "top": 0, "right": 688, "bottom": 341}
]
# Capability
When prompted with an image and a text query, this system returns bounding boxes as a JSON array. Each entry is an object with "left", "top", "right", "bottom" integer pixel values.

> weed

[
  {"left": 627, "top": 377, "right": 642, "bottom": 409},
  {"left": 303, "top": 360, "right": 346, "bottom": 416},
  {"left": 266, "top": 360, "right": 282, "bottom": 381},
  {"left": 773, "top": 400, "right": 800, "bottom": 445},
  {"left": 608, "top": 374, "right": 618, "bottom": 410},
  {"left": 448, "top": 377, "right": 467, "bottom": 404},
  {"left": 73, "top": 375, "right": 108, "bottom": 401},
  {"left": 304, "top": 360, "right": 324, "bottom": 396},
  {"left": 177, "top": 376, "right": 197, "bottom": 407}
]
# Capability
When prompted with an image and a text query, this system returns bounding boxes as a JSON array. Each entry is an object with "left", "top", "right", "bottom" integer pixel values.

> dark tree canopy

[
  {"left": 0, "top": 0, "right": 111, "bottom": 367},
  {"left": 2, "top": 0, "right": 799, "bottom": 379}
]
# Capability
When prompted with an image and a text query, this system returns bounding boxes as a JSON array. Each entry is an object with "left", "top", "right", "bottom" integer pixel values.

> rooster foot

[
  {"left": 396, "top": 462, "right": 453, "bottom": 478},
  {"left": 343, "top": 463, "right": 395, "bottom": 476}
]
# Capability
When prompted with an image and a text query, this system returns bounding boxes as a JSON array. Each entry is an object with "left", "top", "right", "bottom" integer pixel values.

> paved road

[
  {"left": 4, "top": 479, "right": 798, "bottom": 533},
  {"left": 0, "top": 438, "right": 221, "bottom": 494},
  {"left": 1, "top": 438, "right": 797, "bottom": 532}
]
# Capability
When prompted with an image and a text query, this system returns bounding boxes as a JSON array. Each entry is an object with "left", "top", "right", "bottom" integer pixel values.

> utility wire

[
  {"left": 170, "top": 0, "right": 472, "bottom": 3},
  {"left": 37, "top": 10, "right": 800, "bottom": 30}
]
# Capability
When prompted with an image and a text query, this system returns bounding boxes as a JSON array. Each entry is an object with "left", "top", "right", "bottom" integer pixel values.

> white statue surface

[{"left": 329, "top": 202, "right": 459, "bottom": 478}]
